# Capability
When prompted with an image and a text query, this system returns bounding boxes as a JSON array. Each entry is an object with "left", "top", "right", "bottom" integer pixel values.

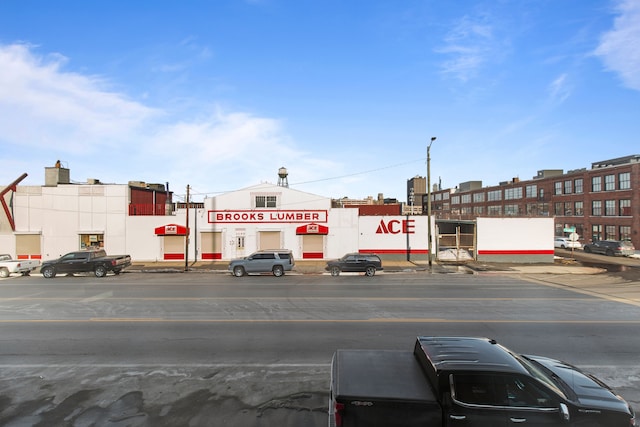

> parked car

[
  {"left": 583, "top": 240, "right": 635, "bottom": 257},
  {"left": 228, "top": 249, "right": 294, "bottom": 277},
  {"left": 554, "top": 237, "right": 582, "bottom": 249},
  {"left": 330, "top": 336, "right": 637, "bottom": 427},
  {"left": 325, "top": 253, "right": 383, "bottom": 277},
  {"left": 40, "top": 249, "right": 131, "bottom": 278},
  {"left": 0, "top": 254, "right": 40, "bottom": 278}
]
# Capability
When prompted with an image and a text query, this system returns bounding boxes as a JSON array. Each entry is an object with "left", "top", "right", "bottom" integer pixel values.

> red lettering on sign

[{"left": 376, "top": 219, "right": 415, "bottom": 234}]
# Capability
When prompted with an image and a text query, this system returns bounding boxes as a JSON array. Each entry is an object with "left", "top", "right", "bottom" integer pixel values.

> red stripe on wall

[
  {"left": 201, "top": 253, "right": 222, "bottom": 260},
  {"left": 163, "top": 253, "right": 185, "bottom": 260},
  {"left": 302, "top": 252, "right": 324, "bottom": 259},
  {"left": 477, "top": 250, "right": 554, "bottom": 255},
  {"left": 359, "top": 249, "right": 429, "bottom": 255}
]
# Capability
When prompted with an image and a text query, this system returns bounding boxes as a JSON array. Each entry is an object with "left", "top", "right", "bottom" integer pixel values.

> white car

[{"left": 554, "top": 237, "right": 581, "bottom": 249}]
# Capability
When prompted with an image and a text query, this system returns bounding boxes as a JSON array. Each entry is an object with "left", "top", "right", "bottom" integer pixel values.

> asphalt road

[{"left": 1, "top": 267, "right": 639, "bottom": 426}]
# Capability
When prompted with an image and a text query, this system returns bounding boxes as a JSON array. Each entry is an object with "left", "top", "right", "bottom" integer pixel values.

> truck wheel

[
  {"left": 330, "top": 266, "right": 340, "bottom": 276},
  {"left": 272, "top": 265, "right": 284, "bottom": 277},
  {"left": 94, "top": 265, "right": 107, "bottom": 277},
  {"left": 606, "top": 249, "right": 614, "bottom": 256},
  {"left": 41, "top": 266, "right": 56, "bottom": 279},
  {"left": 365, "top": 266, "right": 376, "bottom": 277},
  {"left": 233, "top": 266, "right": 245, "bottom": 277},
  {"left": 0, "top": 268, "right": 9, "bottom": 278},
  {"left": 113, "top": 269, "right": 121, "bottom": 275},
  {"left": 584, "top": 246, "right": 591, "bottom": 253}
]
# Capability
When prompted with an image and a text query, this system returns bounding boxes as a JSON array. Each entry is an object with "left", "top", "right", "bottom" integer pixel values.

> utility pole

[
  {"left": 427, "top": 137, "right": 436, "bottom": 269},
  {"left": 184, "top": 185, "right": 190, "bottom": 272}
]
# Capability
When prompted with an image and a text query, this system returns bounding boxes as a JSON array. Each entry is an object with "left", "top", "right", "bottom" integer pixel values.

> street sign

[{"left": 563, "top": 227, "right": 576, "bottom": 233}]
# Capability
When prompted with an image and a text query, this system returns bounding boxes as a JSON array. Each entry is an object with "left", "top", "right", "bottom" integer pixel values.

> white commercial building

[{"left": 2, "top": 169, "right": 553, "bottom": 264}]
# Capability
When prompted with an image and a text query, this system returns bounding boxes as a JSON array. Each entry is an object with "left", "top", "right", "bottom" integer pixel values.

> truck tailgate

[{"left": 332, "top": 350, "right": 442, "bottom": 426}]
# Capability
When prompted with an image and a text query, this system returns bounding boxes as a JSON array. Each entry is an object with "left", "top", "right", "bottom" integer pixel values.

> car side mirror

[{"left": 559, "top": 403, "right": 570, "bottom": 421}]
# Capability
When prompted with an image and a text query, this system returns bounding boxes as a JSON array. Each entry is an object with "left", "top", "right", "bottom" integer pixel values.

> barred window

[
  {"left": 574, "top": 179, "right": 583, "bottom": 194},
  {"left": 619, "top": 199, "right": 631, "bottom": 216},
  {"left": 619, "top": 172, "right": 630, "bottom": 190},
  {"left": 487, "top": 190, "right": 502, "bottom": 201},
  {"left": 505, "top": 187, "right": 522, "bottom": 200},
  {"left": 604, "top": 175, "right": 615, "bottom": 191},
  {"left": 605, "top": 200, "right": 615, "bottom": 216},
  {"left": 554, "top": 182, "right": 562, "bottom": 195},
  {"left": 525, "top": 185, "right": 537, "bottom": 198}
]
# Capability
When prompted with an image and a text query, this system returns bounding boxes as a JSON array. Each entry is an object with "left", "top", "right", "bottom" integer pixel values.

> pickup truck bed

[{"left": 330, "top": 350, "right": 442, "bottom": 427}]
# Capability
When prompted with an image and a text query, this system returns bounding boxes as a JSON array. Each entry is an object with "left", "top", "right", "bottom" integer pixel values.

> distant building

[{"left": 425, "top": 154, "right": 640, "bottom": 249}]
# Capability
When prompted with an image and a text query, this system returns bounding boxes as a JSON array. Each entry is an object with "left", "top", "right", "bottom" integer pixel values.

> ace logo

[{"left": 376, "top": 219, "right": 415, "bottom": 234}]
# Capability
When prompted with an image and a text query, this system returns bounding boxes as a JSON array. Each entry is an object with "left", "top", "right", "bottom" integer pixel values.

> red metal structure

[{"left": 1, "top": 173, "right": 28, "bottom": 231}]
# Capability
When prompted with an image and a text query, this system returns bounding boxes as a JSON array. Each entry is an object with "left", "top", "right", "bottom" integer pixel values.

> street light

[{"left": 427, "top": 137, "right": 436, "bottom": 269}]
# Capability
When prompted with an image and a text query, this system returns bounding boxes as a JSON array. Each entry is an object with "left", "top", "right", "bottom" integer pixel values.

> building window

[
  {"left": 592, "top": 176, "right": 601, "bottom": 192},
  {"left": 574, "top": 178, "right": 583, "bottom": 194},
  {"left": 255, "top": 195, "right": 277, "bottom": 208},
  {"left": 473, "top": 192, "right": 485, "bottom": 203},
  {"left": 525, "top": 185, "right": 537, "bottom": 198},
  {"left": 619, "top": 199, "right": 631, "bottom": 216},
  {"left": 564, "top": 202, "right": 572, "bottom": 216},
  {"left": 574, "top": 201, "right": 583, "bottom": 216},
  {"left": 488, "top": 205, "right": 502, "bottom": 216},
  {"left": 505, "top": 187, "right": 522, "bottom": 200},
  {"left": 461, "top": 194, "right": 471, "bottom": 204},
  {"left": 619, "top": 172, "right": 630, "bottom": 190},
  {"left": 504, "top": 204, "right": 519, "bottom": 216},
  {"left": 539, "top": 188, "right": 544, "bottom": 200},
  {"left": 443, "top": 203, "right": 450, "bottom": 211},
  {"left": 487, "top": 190, "right": 502, "bottom": 201},
  {"left": 451, "top": 195, "right": 460, "bottom": 205},
  {"left": 461, "top": 206, "right": 472, "bottom": 214},
  {"left": 620, "top": 226, "right": 631, "bottom": 241},
  {"left": 443, "top": 192, "right": 450, "bottom": 200},
  {"left": 592, "top": 201, "right": 602, "bottom": 216},
  {"left": 604, "top": 174, "right": 615, "bottom": 191},
  {"left": 564, "top": 180, "right": 572, "bottom": 194},
  {"left": 592, "top": 224, "right": 602, "bottom": 242},
  {"left": 554, "top": 182, "right": 562, "bottom": 195},
  {"left": 605, "top": 200, "right": 616, "bottom": 216},
  {"left": 473, "top": 206, "right": 484, "bottom": 214},
  {"left": 554, "top": 202, "right": 563, "bottom": 216},
  {"left": 605, "top": 225, "right": 616, "bottom": 240}
]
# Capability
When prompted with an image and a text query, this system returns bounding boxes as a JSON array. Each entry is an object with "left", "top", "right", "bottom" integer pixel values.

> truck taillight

[
  {"left": 334, "top": 402, "right": 345, "bottom": 427},
  {"left": 111, "top": 260, "right": 117, "bottom": 266}
]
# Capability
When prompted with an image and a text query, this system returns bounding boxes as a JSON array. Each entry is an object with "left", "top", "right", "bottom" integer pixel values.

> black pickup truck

[
  {"left": 329, "top": 336, "right": 636, "bottom": 427},
  {"left": 40, "top": 249, "right": 131, "bottom": 278}
]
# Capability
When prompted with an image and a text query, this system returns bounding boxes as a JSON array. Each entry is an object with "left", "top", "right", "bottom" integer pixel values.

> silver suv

[{"left": 228, "top": 249, "right": 295, "bottom": 277}]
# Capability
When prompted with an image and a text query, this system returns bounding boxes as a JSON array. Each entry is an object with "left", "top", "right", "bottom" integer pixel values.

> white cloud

[
  {"left": 0, "top": 43, "right": 343, "bottom": 198},
  {"left": 548, "top": 73, "right": 572, "bottom": 105},
  {"left": 594, "top": 0, "right": 640, "bottom": 91},
  {"left": 436, "top": 14, "right": 497, "bottom": 82}
]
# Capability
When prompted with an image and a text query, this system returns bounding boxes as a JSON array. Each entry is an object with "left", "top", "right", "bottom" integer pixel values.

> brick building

[{"left": 424, "top": 154, "right": 640, "bottom": 249}]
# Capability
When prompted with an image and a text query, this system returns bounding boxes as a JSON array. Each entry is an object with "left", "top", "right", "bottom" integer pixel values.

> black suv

[
  {"left": 583, "top": 240, "right": 635, "bottom": 256},
  {"left": 325, "top": 253, "right": 383, "bottom": 277},
  {"left": 228, "top": 250, "right": 294, "bottom": 277}
]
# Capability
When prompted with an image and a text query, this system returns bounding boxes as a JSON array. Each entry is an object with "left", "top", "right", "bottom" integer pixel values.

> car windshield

[{"left": 514, "top": 355, "right": 572, "bottom": 401}]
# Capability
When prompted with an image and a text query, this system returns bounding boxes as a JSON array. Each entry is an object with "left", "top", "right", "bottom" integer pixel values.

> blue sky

[{"left": 1, "top": 0, "right": 639, "bottom": 203}]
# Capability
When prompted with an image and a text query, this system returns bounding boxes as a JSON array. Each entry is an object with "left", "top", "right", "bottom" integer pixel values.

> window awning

[
  {"left": 154, "top": 224, "right": 188, "bottom": 236},
  {"left": 296, "top": 223, "right": 329, "bottom": 235}
]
